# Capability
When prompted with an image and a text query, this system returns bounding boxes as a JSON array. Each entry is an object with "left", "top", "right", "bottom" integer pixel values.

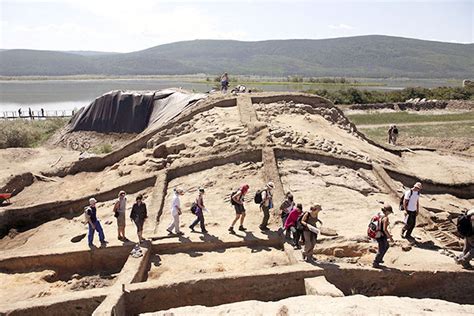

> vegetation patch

[
  {"left": 347, "top": 111, "right": 474, "bottom": 126},
  {"left": 0, "top": 118, "right": 67, "bottom": 148}
]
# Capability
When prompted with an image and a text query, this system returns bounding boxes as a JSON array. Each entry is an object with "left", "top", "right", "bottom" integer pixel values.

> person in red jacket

[{"left": 284, "top": 203, "right": 303, "bottom": 249}]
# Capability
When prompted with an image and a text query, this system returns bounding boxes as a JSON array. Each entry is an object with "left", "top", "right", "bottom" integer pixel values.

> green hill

[{"left": 1, "top": 35, "right": 472, "bottom": 78}]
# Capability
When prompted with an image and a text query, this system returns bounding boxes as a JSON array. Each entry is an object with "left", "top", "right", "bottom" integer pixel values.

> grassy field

[
  {"left": 360, "top": 122, "right": 474, "bottom": 144},
  {"left": 347, "top": 111, "right": 474, "bottom": 126},
  {"left": 0, "top": 118, "right": 67, "bottom": 148}
]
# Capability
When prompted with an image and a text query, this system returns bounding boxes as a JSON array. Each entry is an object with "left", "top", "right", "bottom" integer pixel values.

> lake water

[{"left": 0, "top": 78, "right": 458, "bottom": 114}]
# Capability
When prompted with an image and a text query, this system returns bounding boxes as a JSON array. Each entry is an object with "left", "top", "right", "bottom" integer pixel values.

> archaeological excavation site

[{"left": 1, "top": 89, "right": 473, "bottom": 315}]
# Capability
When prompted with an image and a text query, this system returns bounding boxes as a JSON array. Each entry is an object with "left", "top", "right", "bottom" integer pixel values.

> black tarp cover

[{"left": 70, "top": 90, "right": 158, "bottom": 133}]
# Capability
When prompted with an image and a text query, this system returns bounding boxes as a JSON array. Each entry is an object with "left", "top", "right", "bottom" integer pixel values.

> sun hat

[
  {"left": 199, "top": 187, "right": 205, "bottom": 193},
  {"left": 311, "top": 204, "right": 322, "bottom": 211},
  {"left": 383, "top": 203, "right": 393, "bottom": 213},
  {"left": 89, "top": 197, "right": 97, "bottom": 204},
  {"left": 413, "top": 182, "right": 422, "bottom": 189},
  {"left": 266, "top": 181, "right": 275, "bottom": 189}
]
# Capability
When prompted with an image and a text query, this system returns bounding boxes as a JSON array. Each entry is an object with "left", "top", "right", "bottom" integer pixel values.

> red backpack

[{"left": 367, "top": 214, "right": 383, "bottom": 239}]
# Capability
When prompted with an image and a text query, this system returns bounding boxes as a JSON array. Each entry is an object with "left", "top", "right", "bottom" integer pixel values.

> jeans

[
  {"left": 260, "top": 205, "right": 270, "bottom": 227},
  {"left": 374, "top": 236, "right": 389, "bottom": 264},
  {"left": 458, "top": 236, "right": 474, "bottom": 263},
  {"left": 403, "top": 211, "right": 417, "bottom": 237},
  {"left": 88, "top": 221, "right": 105, "bottom": 245},
  {"left": 190, "top": 209, "right": 206, "bottom": 231}
]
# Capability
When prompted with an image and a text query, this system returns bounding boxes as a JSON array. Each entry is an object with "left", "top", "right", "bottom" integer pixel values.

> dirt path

[{"left": 357, "top": 119, "right": 474, "bottom": 129}]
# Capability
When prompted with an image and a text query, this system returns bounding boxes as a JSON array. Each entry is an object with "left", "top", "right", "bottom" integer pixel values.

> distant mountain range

[{"left": 1, "top": 35, "right": 472, "bottom": 78}]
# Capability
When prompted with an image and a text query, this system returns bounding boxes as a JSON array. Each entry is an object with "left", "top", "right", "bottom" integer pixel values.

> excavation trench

[{"left": 126, "top": 266, "right": 474, "bottom": 315}]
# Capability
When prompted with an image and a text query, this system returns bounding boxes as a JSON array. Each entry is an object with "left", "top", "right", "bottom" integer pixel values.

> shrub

[
  {"left": 0, "top": 118, "right": 67, "bottom": 148},
  {"left": 92, "top": 143, "right": 113, "bottom": 154}
]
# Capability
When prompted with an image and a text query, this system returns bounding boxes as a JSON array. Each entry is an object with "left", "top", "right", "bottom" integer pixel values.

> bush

[
  {"left": 0, "top": 118, "right": 67, "bottom": 148},
  {"left": 92, "top": 143, "right": 113, "bottom": 154}
]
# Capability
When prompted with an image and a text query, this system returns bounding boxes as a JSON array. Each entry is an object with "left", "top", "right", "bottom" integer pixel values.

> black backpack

[
  {"left": 254, "top": 189, "right": 264, "bottom": 204},
  {"left": 230, "top": 191, "right": 239, "bottom": 206},
  {"left": 296, "top": 212, "right": 307, "bottom": 231},
  {"left": 457, "top": 213, "right": 473, "bottom": 237},
  {"left": 190, "top": 202, "right": 197, "bottom": 214},
  {"left": 399, "top": 190, "right": 413, "bottom": 211},
  {"left": 393, "top": 127, "right": 398, "bottom": 134}
]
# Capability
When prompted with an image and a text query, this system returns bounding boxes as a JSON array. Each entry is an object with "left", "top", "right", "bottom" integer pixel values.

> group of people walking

[{"left": 84, "top": 180, "right": 473, "bottom": 270}]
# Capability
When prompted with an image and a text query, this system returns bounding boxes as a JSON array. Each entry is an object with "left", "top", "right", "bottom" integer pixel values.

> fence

[{"left": 1, "top": 109, "right": 75, "bottom": 120}]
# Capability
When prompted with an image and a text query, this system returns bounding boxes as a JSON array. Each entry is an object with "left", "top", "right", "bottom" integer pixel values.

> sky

[{"left": 0, "top": 0, "right": 472, "bottom": 52}]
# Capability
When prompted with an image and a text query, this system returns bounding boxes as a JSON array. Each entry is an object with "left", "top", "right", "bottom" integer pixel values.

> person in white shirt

[
  {"left": 401, "top": 182, "right": 422, "bottom": 239},
  {"left": 259, "top": 182, "right": 274, "bottom": 231},
  {"left": 167, "top": 188, "right": 184, "bottom": 235}
]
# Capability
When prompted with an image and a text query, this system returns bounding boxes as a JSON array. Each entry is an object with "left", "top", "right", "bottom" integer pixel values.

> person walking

[
  {"left": 113, "top": 190, "right": 128, "bottom": 241},
  {"left": 401, "top": 182, "right": 422, "bottom": 239},
  {"left": 372, "top": 204, "right": 394, "bottom": 268},
  {"left": 259, "top": 181, "right": 274, "bottom": 231},
  {"left": 301, "top": 204, "right": 323, "bottom": 262},
  {"left": 455, "top": 209, "right": 474, "bottom": 269},
  {"left": 167, "top": 188, "right": 184, "bottom": 235},
  {"left": 85, "top": 198, "right": 106, "bottom": 248},
  {"left": 229, "top": 184, "right": 249, "bottom": 234},
  {"left": 41, "top": 108, "right": 45, "bottom": 117},
  {"left": 130, "top": 194, "right": 147, "bottom": 243},
  {"left": 388, "top": 125, "right": 399, "bottom": 145},
  {"left": 18, "top": 108, "right": 22, "bottom": 117},
  {"left": 279, "top": 193, "right": 295, "bottom": 237},
  {"left": 220, "top": 72, "right": 229, "bottom": 93},
  {"left": 189, "top": 187, "right": 208, "bottom": 233},
  {"left": 284, "top": 203, "right": 303, "bottom": 249}
]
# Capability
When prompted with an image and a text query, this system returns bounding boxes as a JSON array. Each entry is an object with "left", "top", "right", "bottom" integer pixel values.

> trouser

[
  {"left": 190, "top": 210, "right": 206, "bottom": 231},
  {"left": 88, "top": 221, "right": 105, "bottom": 245},
  {"left": 303, "top": 230, "right": 317, "bottom": 258},
  {"left": 167, "top": 213, "right": 180, "bottom": 233},
  {"left": 374, "top": 236, "right": 389, "bottom": 264},
  {"left": 289, "top": 226, "right": 301, "bottom": 246},
  {"left": 458, "top": 236, "right": 474, "bottom": 263},
  {"left": 281, "top": 212, "right": 289, "bottom": 227},
  {"left": 260, "top": 205, "right": 270, "bottom": 227},
  {"left": 403, "top": 211, "right": 417, "bottom": 237}
]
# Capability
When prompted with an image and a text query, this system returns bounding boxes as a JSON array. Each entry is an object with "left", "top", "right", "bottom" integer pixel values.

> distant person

[
  {"left": 189, "top": 187, "right": 208, "bottom": 233},
  {"left": 28, "top": 107, "right": 33, "bottom": 120},
  {"left": 113, "top": 190, "right": 128, "bottom": 241},
  {"left": 259, "top": 181, "right": 274, "bottom": 231},
  {"left": 130, "top": 194, "right": 147, "bottom": 243},
  {"left": 167, "top": 188, "right": 184, "bottom": 235},
  {"left": 455, "top": 209, "right": 473, "bottom": 269},
  {"left": 279, "top": 192, "right": 295, "bottom": 232},
  {"left": 301, "top": 204, "right": 323, "bottom": 263},
  {"left": 18, "top": 108, "right": 22, "bottom": 117},
  {"left": 41, "top": 108, "right": 45, "bottom": 117},
  {"left": 371, "top": 204, "right": 394, "bottom": 269},
  {"left": 284, "top": 203, "right": 303, "bottom": 249},
  {"left": 401, "top": 182, "right": 422, "bottom": 239},
  {"left": 85, "top": 198, "right": 107, "bottom": 248},
  {"left": 221, "top": 72, "right": 229, "bottom": 93},
  {"left": 388, "top": 125, "right": 398, "bottom": 145},
  {"left": 229, "top": 184, "right": 249, "bottom": 234}
]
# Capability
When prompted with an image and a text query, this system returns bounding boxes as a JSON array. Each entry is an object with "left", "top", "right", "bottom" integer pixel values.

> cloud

[{"left": 328, "top": 23, "right": 355, "bottom": 30}]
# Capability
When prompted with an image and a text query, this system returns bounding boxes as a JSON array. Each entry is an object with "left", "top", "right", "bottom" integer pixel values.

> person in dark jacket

[{"left": 130, "top": 194, "right": 147, "bottom": 243}]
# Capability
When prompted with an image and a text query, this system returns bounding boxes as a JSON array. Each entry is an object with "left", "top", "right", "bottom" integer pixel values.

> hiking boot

[
  {"left": 228, "top": 227, "right": 235, "bottom": 234},
  {"left": 189, "top": 226, "right": 195, "bottom": 232},
  {"left": 462, "top": 261, "right": 472, "bottom": 269},
  {"left": 166, "top": 229, "right": 173, "bottom": 235},
  {"left": 202, "top": 229, "right": 208, "bottom": 234},
  {"left": 372, "top": 262, "right": 382, "bottom": 269},
  {"left": 259, "top": 225, "right": 269, "bottom": 231},
  {"left": 176, "top": 232, "right": 184, "bottom": 236},
  {"left": 238, "top": 225, "right": 247, "bottom": 231}
]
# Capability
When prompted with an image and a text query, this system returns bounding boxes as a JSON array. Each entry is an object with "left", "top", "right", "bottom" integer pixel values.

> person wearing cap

[
  {"left": 113, "top": 190, "right": 128, "bottom": 241},
  {"left": 130, "top": 194, "right": 148, "bottom": 243},
  {"left": 229, "top": 184, "right": 249, "bottom": 233},
  {"left": 86, "top": 197, "right": 106, "bottom": 247},
  {"left": 373, "top": 204, "right": 394, "bottom": 268},
  {"left": 401, "top": 182, "right": 422, "bottom": 239},
  {"left": 259, "top": 181, "right": 274, "bottom": 231},
  {"left": 301, "top": 204, "right": 323, "bottom": 263},
  {"left": 189, "top": 187, "right": 208, "bottom": 233},
  {"left": 167, "top": 188, "right": 185, "bottom": 235}
]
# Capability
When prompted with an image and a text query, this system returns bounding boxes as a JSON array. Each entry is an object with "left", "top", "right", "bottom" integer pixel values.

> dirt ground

[{"left": 148, "top": 246, "right": 290, "bottom": 283}]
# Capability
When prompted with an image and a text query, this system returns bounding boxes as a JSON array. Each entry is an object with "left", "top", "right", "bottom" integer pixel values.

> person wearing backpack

[
  {"left": 229, "top": 184, "right": 249, "bottom": 234},
  {"left": 284, "top": 203, "right": 303, "bottom": 249},
  {"left": 301, "top": 204, "right": 323, "bottom": 262},
  {"left": 401, "top": 182, "right": 422, "bottom": 239},
  {"left": 371, "top": 204, "right": 394, "bottom": 269},
  {"left": 113, "top": 190, "right": 128, "bottom": 241},
  {"left": 167, "top": 188, "right": 185, "bottom": 235},
  {"left": 455, "top": 209, "right": 474, "bottom": 269},
  {"left": 259, "top": 181, "right": 274, "bottom": 231},
  {"left": 189, "top": 187, "right": 208, "bottom": 234},
  {"left": 130, "top": 194, "right": 148, "bottom": 243},
  {"left": 85, "top": 197, "right": 107, "bottom": 248}
]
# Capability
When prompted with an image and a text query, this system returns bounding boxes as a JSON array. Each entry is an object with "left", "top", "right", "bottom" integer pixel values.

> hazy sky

[{"left": 1, "top": 0, "right": 472, "bottom": 52}]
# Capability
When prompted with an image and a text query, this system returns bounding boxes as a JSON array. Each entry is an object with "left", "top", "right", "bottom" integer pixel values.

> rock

[
  {"left": 214, "top": 132, "right": 227, "bottom": 139},
  {"left": 205, "top": 136, "right": 216, "bottom": 145},
  {"left": 304, "top": 276, "right": 344, "bottom": 297},
  {"left": 333, "top": 248, "right": 345, "bottom": 257},
  {"left": 402, "top": 245, "right": 412, "bottom": 252},
  {"left": 153, "top": 144, "right": 167, "bottom": 158}
]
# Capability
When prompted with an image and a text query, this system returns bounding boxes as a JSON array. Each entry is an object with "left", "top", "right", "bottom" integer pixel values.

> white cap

[{"left": 89, "top": 198, "right": 97, "bottom": 204}]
